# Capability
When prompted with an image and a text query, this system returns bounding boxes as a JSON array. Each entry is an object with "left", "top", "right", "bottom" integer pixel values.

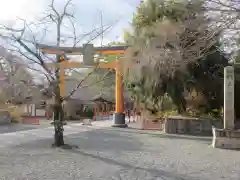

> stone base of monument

[
  {"left": 212, "top": 127, "right": 240, "bottom": 149},
  {"left": 82, "top": 119, "right": 92, "bottom": 126}
]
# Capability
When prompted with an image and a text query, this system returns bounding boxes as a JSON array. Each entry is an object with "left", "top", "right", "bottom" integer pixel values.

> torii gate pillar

[{"left": 112, "top": 60, "right": 127, "bottom": 127}]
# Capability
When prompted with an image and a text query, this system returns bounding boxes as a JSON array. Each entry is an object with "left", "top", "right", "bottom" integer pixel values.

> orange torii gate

[{"left": 37, "top": 44, "right": 128, "bottom": 127}]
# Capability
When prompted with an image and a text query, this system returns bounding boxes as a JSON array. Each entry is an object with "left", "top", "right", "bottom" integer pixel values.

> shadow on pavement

[
  {"left": 11, "top": 128, "right": 209, "bottom": 180},
  {"left": 66, "top": 147, "right": 202, "bottom": 180},
  {"left": 12, "top": 128, "right": 143, "bottom": 152},
  {"left": 66, "top": 130, "right": 143, "bottom": 152}
]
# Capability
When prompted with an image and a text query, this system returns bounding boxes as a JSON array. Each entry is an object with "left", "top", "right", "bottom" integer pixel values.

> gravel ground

[
  {"left": 0, "top": 122, "right": 239, "bottom": 180},
  {"left": 0, "top": 118, "right": 54, "bottom": 134},
  {"left": 0, "top": 124, "right": 41, "bottom": 134}
]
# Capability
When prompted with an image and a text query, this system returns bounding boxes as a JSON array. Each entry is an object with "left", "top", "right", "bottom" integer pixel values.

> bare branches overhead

[
  {"left": 48, "top": 0, "right": 73, "bottom": 23},
  {"left": 0, "top": 46, "right": 41, "bottom": 104},
  {"left": 0, "top": 0, "right": 116, "bottom": 102},
  {"left": 205, "top": 0, "right": 240, "bottom": 53}
]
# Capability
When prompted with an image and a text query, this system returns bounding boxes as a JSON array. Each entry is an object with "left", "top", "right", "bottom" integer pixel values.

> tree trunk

[
  {"left": 54, "top": 129, "right": 64, "bottom": 146},
  {"left": 53, "top": 103, "right": 64, "bottom": 146},
  {"left": 160, "top": 97, "right": 164, "bottom": 112}
]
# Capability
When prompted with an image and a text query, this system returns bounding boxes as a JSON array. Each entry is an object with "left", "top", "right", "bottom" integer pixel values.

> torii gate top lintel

[
  {"left": 39, "top": 43, "right": 129, "bottom": 69},
  {"left": 37, "top": 43, "right": 128, "bottom": 55}
]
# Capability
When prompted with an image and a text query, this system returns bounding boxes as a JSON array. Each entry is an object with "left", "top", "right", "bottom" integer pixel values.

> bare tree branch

[
  {"left": 50, "top": 0, "right": 60, "bottom": 20},
  {"left": 0, "top": 0, "right": 116, "bottom": 103}
]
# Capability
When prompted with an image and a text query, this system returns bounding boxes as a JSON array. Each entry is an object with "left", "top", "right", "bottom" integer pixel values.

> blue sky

[{"left": 0, "top": 0, "right": 141, "bottom": 45}]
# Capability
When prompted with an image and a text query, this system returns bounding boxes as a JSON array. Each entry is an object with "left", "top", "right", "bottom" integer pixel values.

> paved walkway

[
  {"left": 0, "top": 124, "right": 39, "bottom": 134},
  {"left": 0, "top": 119, "right": 53, "bottom": 134},
  {"left": 0, "top": 122, "right": 103, "bottom": 148},
  {"left": 0, "top": 120, "right": 239, "bottom": 180}
]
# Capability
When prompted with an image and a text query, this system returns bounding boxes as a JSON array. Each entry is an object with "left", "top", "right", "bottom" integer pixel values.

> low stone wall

[
  {"left": 212, "top": 127, "right": 240, "bottom": 149},
  {"left": 140, "top": 114, "right": 223, "bottom": 136},
  {"left": 141, "top": 116, "right": 165, "bottom": 130},
  {"left": 164, "top": 116, "right": 223, "bottom": 135}
]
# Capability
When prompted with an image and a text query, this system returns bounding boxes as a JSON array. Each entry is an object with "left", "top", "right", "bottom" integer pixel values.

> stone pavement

[
  {"left": 0, "top": 124, "right": 39, "bottom": 134},
  {"left": 0, "top": 122, "right": 104, "bottom": 148},
  {"left": 0, "top": 120, "right": 239, "bottom": 180},
  {"left": 0, "top": 119, "right": 53, "bottom": 134}
]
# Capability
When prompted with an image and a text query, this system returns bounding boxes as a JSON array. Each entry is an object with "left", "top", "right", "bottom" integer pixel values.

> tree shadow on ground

[
  {"left": 64, "top": 129, "right": 144, "bottom": 153},
  {"left": 11, "top": 128, "right": 211, "bottom": 180},
  {"left": 12, "top": 128, "right": 143, "bottom": 153},
  {"left": 65, "top": 148, "right": 205, "bottom": 180}
]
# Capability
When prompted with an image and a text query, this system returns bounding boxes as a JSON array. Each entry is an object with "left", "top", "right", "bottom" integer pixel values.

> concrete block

[
  {"left": 82, "top": 119, "right": 92, "bottom": 126},
  {"left": 0, "top": 111, "right": 11, "bottom": 125},
  {"left": 212, "top": 127, "right": 240, "bottom": 149}
]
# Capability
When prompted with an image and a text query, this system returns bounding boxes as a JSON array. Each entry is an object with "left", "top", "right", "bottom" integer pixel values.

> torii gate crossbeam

[{"left": 37, "top": 43, "right": 128, "bottom": 127}]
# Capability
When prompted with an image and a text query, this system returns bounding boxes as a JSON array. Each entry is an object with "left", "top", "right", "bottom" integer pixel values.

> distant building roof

[
  {"left": 91, "top": 94, "right": 114, "bottom": 104},
  {"left": 64, "top": 78, "right": 131, "bottom": 102}
]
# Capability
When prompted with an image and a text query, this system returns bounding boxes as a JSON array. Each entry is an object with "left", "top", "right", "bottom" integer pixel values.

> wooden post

[
  {"left": 112, "top": 104, "right": 115, "bottom": 112},
  {"left": 59, "top": 67, "right": 65, "bottom": 97},
  {"left": 106, "top": 103, "right": 110, "bottom": 119},
  {"left": 101, "top": 103, "right": 104, "bottom": 120},
  {"left": 95, "top": 104, "right": 97, "bottom": 121},
  {"left": 93, "top": 104, "right": 96, "bottom": 121},
  {"left": 98, "top": 104, "right": 100, "bottom": 120},
  {"left": 112, "top": 60, "right": 127, "bottom": 127}
]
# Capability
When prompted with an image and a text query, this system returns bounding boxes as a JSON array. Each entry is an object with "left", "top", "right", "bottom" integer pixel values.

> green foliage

[
  {"left": 124, "top": 0, "right": 227, "bottom": 115},
  {"left": 132, "top": 0, "right": 188, "bottom": 29},
  {"left": 125, "top": 0, "right": 195, "bottom": 113},
  {"left": 187, "top": 44, "right": 229, "bottom": 112}
]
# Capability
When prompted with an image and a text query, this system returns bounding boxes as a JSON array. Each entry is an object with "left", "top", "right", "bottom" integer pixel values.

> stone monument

[
  {"left": 212, "top": 66, "right": 240, "bottom": 149},
  {"left": 223, "top": 66, "right": 234, "bottom": 129}
]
